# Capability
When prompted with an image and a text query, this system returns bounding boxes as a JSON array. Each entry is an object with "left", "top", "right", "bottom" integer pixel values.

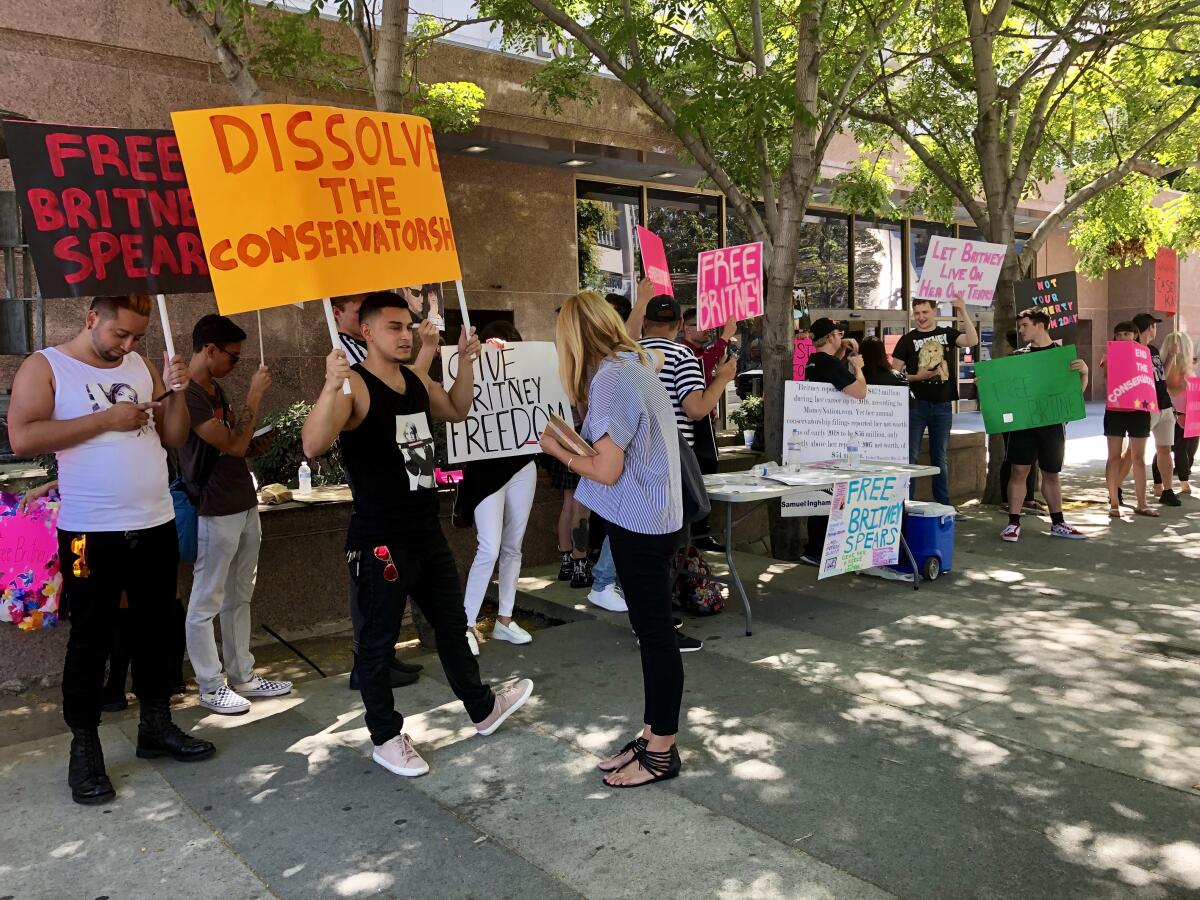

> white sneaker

[
  {"left": 465, "top": 629, "right": 480, "bottom": 656},
  {"left": 492, "top": 620, "right": 532, "bottom": 644},
  {"left": 200, "top": 685, "right": 251, "bottom": 715},
  {"left": 372, "top": 733, "right": 429, "bottom": 777},
  {"left": 232, "top": 674, "right": 293, "bottom": 698},
  {"left": 588, "top": 583, "right": 628, "bottom": 612}
]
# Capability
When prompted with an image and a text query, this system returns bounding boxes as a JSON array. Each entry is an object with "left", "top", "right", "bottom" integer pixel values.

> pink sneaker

[
  {"left": 475, "top": 679, "right": 534, "bottom": 736},
  {"left": 372, "top": 733, "right": 429, "bottom": 777},
  {"left": 1049, "top": 522, "right": 1087, "bottom": 540},
  {"left": 1000, "top": 523, "right": 1021, "bottom": 542}
]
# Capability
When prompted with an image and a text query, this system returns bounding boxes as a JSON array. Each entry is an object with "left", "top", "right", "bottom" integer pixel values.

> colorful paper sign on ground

[
  {"left": 1014, "top": 271, "right": 1079, "bottom": 346},
  {"left": 4, "top": 121, "right": 211, "bottom": 298},
  {"left": 915, "top": 235, "right": 1008, "bottom": 306},
  {"left": 441, "top": 341, "right": 570, "bottom": 463},
  {"left": 1155, "top": 247, "right": 1178, "bottom": 315},
  {"left": 635, "top": 226, "right": 673, "bottom": 296},
  {"left": 171, "top": 104, "right": 461, "bottom": 315},
  {"left": 0, "top": 496, "right": 62, "bottom": 630},
  {"left": 1105, "top": 341, "right": 1158, "bottom": 413},
  {"left": 819, "top": 474, "right": 907, "bottom": 579},
  {"left": 975, "top": 345, "right": 1085, "bottom": 434},
  {"left": 781, "top": 382, "right": 908, "bottom": 517},
  {"left": 1185, "top": 377, "right": 1200, "bottom": 439},
  {"left": 697, "top": 242, "right": 763, "bottom": 330}
]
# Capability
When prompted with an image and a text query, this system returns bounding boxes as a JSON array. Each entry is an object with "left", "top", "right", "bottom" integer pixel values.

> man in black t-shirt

[
  {"left": 1001, "top": 308, "right": 1090, "bottom": 542},
  {"left": 891, "top": 295, "right": 979, "bottom": 504},
  {"left": 302, "top": 292, "right": 533, "bottom": 779},
  {"left": 1132, "top": 312, "right": 1182, "bottom": 507},
  {"left": 800, "top": 318, "right": 867, "bottom": 565}
]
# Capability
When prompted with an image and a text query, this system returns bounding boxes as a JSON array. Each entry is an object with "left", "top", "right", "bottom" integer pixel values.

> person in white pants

[
  {"left": 181, "top": 315, "right": 292, "bottom": 714},
  {"left": 457, "top": 323, "right": 538, "bottom": 653}
]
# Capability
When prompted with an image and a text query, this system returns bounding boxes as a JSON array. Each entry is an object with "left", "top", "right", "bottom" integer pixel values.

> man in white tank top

[{"left": 7, "top": 295, "right": 217, "bottom": 806}]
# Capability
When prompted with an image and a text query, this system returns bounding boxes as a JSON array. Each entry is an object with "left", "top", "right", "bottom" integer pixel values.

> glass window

[
  {"left": 853, "top": 218, "right": 903, "bottom": 310},
  {"left": 909, "top": 220, "right": 954, "bottom": 302},
  {"left": 797, "top": 212, "right": 850, "bottom": 311},
  {"left": 958, "top": 225, "right": 1029, "bottom": 259},
  {"left": 647, "top": 188, "right": 720, "bottom": 307},
  {"left": 576, "top": 181, "right": 641, "bottom": 299}
]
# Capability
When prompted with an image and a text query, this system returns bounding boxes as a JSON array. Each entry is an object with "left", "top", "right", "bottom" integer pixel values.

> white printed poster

[
  {"left": 916, "top": 235, "right": 1008, "bottom": 306},
  {"left": 781, "top": 382, "right": 908, "bottom": 517},
  {"left": 442, "top": 341, "right": 571, "bottom": 464},
  {"left": 819, "top": 474, "right": 907, "bottom": 579}
]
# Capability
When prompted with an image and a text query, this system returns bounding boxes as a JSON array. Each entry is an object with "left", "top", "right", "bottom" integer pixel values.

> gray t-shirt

[{"left": 180, "top": 381, "right": 258, "bottom": 517}]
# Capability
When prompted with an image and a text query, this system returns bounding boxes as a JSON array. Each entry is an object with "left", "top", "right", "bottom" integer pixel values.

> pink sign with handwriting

[
  {"left": 697, "top": 241, "right": 763, "bottom": 330},
  {"left": 1105, "top": 341, "right": 1158, "bottom": 412},
  {"left": 1185, "top": 377, "right": 1200, "bottom": 439},
  {"left": 635, "top": 226, "right": 673, "bottom": 296}
]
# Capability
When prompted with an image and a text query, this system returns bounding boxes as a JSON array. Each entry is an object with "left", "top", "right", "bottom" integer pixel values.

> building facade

[{"left": 1, "top": 0, "right": 1197, "bottom": 411}]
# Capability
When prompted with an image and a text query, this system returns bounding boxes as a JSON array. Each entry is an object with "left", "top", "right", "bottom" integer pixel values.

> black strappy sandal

[
  {"left": 596, "top": 736, "right": 648, "bottom": 773},
  {"left": 603, "top": 743, "right": 681, "bottom": 788}
]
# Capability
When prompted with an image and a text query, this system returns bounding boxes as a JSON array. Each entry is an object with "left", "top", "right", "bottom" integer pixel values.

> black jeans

[
  {"left": 58, "top": 521, "right": 179, "bottom": 730},
  {"left": 605, "top": 519, "right": 685, "bottom": 737},
  {"left": 804, "top": 515, "right": 828, "bottom": 560},
  {"left": 348, "top": 528, "right": 495, "bottom": 745},
  {"left": 1151, "top": 420, "right": 1198, "bottom": 485}
]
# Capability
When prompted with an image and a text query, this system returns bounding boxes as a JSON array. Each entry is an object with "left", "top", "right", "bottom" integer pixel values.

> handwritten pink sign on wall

[
  {"left": 635, "top": 226, "right": 673, "bottom": 296},
  {"left": 697, "top": 241, "right": 763, "bottom": 330},
  {"left": 1105, "top": 341, "right": 1158, "bottom": 412}
]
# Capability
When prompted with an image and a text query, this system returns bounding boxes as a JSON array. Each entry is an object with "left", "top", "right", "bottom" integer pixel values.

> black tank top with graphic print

[{"left": 341, "top": 363, "right": 440, "bottom": 548}]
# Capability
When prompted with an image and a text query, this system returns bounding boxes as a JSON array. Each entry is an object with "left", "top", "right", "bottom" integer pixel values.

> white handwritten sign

[
  {"left": 781, "top": 382, "right": 909, "bottom": 517},
  {"left": 441, "top": 341, "right": 570, "bottom": 463},
  {"left": 819, "top": 474, "right": 907, "bottom": 579},
  {"left": 916, "top": 236, "right": 1008, "bottom": 306}
]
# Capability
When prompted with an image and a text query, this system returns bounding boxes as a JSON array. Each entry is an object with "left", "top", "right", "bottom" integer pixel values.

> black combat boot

[
  {"left": 68, "top": 727, "right": 116, "bottom": 805},
  {"left": 136, "top": 699, "right": 216, "bottom": 762}
]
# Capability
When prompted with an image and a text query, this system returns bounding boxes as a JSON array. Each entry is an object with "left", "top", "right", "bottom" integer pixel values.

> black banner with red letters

[{"left": 4, "top": 120, "right": 212, "bottom": 298}]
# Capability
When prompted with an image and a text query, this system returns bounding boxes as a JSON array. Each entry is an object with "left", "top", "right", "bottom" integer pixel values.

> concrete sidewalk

[{"left": 2, "top": 450, "right": 1198, "bottom": 898}]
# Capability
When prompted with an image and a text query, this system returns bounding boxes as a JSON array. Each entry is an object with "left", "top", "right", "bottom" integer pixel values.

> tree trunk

[
  {"left": 981, "top": 246, "right": 1021, "bottom": 504},
  {"left": 374, "top": 0, "right": 410, "bottom": 113},
  {"left": 174, "top": 1, "right": 264, "bottom": 105},
  {"left": 762, "top": 185, "right": 807, "bottom": 559}
]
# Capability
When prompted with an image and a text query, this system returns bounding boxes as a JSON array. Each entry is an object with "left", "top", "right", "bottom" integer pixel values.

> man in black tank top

[{"left": 303, "top": 291, "right": 534, "bottom": 777}]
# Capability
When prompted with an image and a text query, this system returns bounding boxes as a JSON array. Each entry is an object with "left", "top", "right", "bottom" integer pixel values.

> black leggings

[
  {"left": 1151, "top": 420, "right": 1198, "bottom": 485},
  {"left": 605, "top": 519, "right": 685, "bottom": 737}
]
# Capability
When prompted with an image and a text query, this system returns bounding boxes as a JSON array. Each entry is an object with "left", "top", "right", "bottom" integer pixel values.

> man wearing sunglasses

[
  {"left": 303, "top": 291, "right": 534, "bottom": 778},
  {"left": 181, "top": 315, "right": 292, "bottom": 715}
]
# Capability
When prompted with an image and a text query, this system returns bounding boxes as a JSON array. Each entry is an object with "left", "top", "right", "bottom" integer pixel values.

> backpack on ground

[{"left": 672, "top": 545, "right": 725, "bottom": 616}]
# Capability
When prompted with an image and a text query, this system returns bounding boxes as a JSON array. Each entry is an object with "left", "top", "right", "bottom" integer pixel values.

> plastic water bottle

[
  {"left": 845, "top": 440, "right": 861, "bottom": 468},
  {"left": 297, "top": 460, "right": 312, "bottom": 495},
  {"left": 786, "top": 428, "right": 802, "bottom": 458}
]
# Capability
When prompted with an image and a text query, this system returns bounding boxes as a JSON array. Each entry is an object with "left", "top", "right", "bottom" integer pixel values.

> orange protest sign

[{"left": 170, "top": 104, "right": 461, "bottom": 315}]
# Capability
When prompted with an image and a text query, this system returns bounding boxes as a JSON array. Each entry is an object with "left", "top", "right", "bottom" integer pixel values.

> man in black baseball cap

[
  {"left": 1132, "top": 312, "right": 1162, "bottom": 332},
  {"left": 799, "top": 317, "right": 867, "bottom": 566}
]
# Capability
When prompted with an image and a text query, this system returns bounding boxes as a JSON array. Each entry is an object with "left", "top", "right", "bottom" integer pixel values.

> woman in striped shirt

[{"left": 540, "top": 291, "right": 685, "bottom": 788}]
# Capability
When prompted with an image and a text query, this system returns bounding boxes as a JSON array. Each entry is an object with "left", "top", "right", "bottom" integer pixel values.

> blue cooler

[{"left": 891, "top": 501, "right": 956, "bottom": 581}]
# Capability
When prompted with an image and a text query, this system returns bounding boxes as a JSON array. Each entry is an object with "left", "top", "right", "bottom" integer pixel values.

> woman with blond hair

[
  {"left": 1153, "top": 331, "right": 1197, "bottom": 494},
  {"left": 540, "top": 290, "right": 685, "bottom": 788}
]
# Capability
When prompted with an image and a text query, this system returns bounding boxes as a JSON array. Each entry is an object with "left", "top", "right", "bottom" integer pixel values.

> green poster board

[{"left": 975, "top": 345, "right": 1085, "bottom": 434}]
